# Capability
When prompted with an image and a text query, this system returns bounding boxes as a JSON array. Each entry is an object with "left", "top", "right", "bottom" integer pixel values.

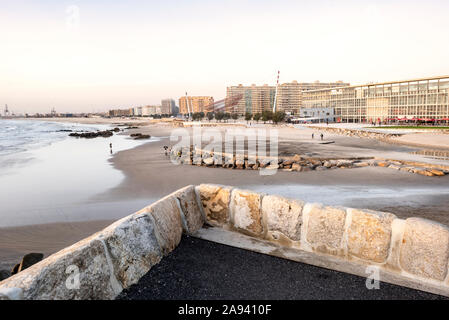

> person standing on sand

[
  {"left": 320, "top": 133, "right": 324, "bottom": 140},
  {"left": 312, "top": 133, "right": 314, "bottom": 139},
  {"left": 110, "top": 143, "right": 113, "bottom": 154}
]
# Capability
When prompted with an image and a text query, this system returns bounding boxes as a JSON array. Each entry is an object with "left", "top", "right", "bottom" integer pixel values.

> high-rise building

[
  {"left": 178, "top": 96, "right": 214, "bottom": 114},
  {"left": 226, "top": 84, "right": 275, "bottom": 115},
  {"left": 161, "top": 99, "right": 176, "bottom": 115},
  {"left": 275, "top": 81, "right": 350, "bottom": 115},
  {"left": 226, "top": 81, "right": 349, "bottom": 115},
  {"left": 302, "top": 76, "right": 449, "bottom": 123}
]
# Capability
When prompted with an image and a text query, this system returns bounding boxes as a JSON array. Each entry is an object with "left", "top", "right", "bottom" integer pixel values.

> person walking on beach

[
  {"left": 320, "top": 133, "right": 324, "bottom": 141},
  {"left": 109, "top": 143, "right": 113, "bottom": 154},
  {"left": 312, "top": 133, "right": 314, "bottom": 139}
]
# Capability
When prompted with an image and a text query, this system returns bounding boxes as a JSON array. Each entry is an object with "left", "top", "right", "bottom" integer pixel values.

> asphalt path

[{"left": 117, "top": 236, "right": 446, "bottom": 300}]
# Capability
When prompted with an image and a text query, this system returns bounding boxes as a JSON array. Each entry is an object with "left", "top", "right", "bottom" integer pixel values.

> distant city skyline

[{"left": 1, "top": 0, "right": 449, "bottom": 113}]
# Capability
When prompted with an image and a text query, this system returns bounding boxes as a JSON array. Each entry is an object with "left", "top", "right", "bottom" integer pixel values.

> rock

[
  {"left": 113, "top": 127, "right": 120, "bottom": 132},
  {"left": 230, "top": 189, "right": 263, "bottom": 236},
  {"left": 377, "top": 161, "right": 390, "bottom": 167},
  {"left": 354, "top": 161, "right": 369, "bottom": 167},
  {"left": 69, "top": 130, "right": 114, "bottom": 138},
  {"left": 143, "top": 195, "right": 183, "bottom": 256},
  {"left": 203, "top": 157, "right": 214, "bottom": 166},
  {"left": 172, "top": 185, "right": 205, "bottom": 234},
  {"left": 18, "top": 253, "right": 44, "bottom": 273},
  {"left": 291, "top": 163, "right": 301, "bottom": 171},
  {"left": 429, "top": 169, "right": 445, "bottom": 176},
  {"left": 11, "top": 264, "right": 20, "bottom": 275},
  {"left": 399, "top": 218, "right": 449, "bottom": 281},
  {"left": 414, "top": 169, "right": 434, "bottom": 177},
  {"left": 133, "top": 134, "right": 151, "bottom": 140},
  {"left": 347, "top": 208, "right": 396, "bottom": 263},
  {"left": 282, "top": 159, "right": 294, "bottom": 166},
  {"left": 196, "top": 184, "right": 232, "bottom": 227},
  {"left": 0, "top": 233, "right": 120, "bottom": 299},
  {"left": 323, "top": 161, "right": 332, "bottom": 168},
  {"left": 300, "top": 166, "right": 312, "bottom": 172},
  {"left": 306, "top": 204, "right": 346, "bottom": 255},
  {"left": 100, "top": 212, "right": 162, "bottom": 288},
  {"left": 337, "top": 160, "right": 353, "bottom": 167},
  {"left": 315, "top": 166, "right": 327, "bottom": 171},
  {"left": 293, "top": 154, "right": 303, "bottom": 162},
  {"left": 388, "top": 164, "right": 401, "bottom": 170},
  {"left": 262, "top": 195, "right": 303, "bottom": 241},
  {"left": 0, "top": 270, "right": 10, "bottom": 281},
  {"left": 258, "top": 158, "right": 270, "bottom": 168},
  {"left": 235, "top": 159, "right": 245, "bottom": 169}
]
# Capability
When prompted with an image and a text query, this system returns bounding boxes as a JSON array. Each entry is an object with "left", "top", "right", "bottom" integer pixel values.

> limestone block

[
  {"left": 172, "top": 185, "right": 205, "bottom": 234},
  {"left": 143, "top": 195, "right": 183, "bottom": 255},
  {"left": 196, "top": 184, "right": 232, "bottom": 227},
  {"left": 0, "top": 233, "right": 120, "bottom": 300},
  {"left": 262, "top": 195, "right": 303, "bottom": 241},
  {"left": 101, "top": 213, "right": 162, "bottom": 288},
  {"left": 347, "top": 209, "right": 396, "bottom": 263},
  {"left": 203, "top": 157, "right": 214, "bottom": 166},
  {"left": 231, "top": 189, "right": 263, "bottom": 236},
  {"left": 429, "top": 169, "right": 445, "bottom": 176},
  {"left": 292, "top": 163, "right": 301, "bottom": 171},
  {"left": 306, "top": 204, "right": 346, "bottom": 255},
  {"left": 399, "top": 218, "right": 449, "bottom": 281}
]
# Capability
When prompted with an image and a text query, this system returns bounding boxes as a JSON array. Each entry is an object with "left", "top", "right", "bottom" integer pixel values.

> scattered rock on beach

[
  {"left": 69, "top": 130, "right": 114, "bottom": 138},
  {"left": 0, "top": 270, "right": 10, "bottom": 281},
  {"left": 10, "top": 253, "right": 44, "bottom": 275}
]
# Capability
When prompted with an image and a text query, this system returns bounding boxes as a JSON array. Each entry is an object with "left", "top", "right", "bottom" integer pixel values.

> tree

[
  {"left": 206, "top": 112, "right": 214, "bottom": 121},
  {"left": 245, "top": 112, "right": 252, "bottom": 122},
  {"left": 253, "top": 113, "right": 261, "bottom": 122},
  {"left": 223, "top": 113, "right": 231, "bottom": 122},
  {"left": 261, "top": 110, "right": 273, "bottom": 123},
  {"left": 215, "top": 111, "right": 224, "bottom": 122},
  {"left": 231, "top": 113, "right": 239, "bottom": 122},
  {"left": 272, "top": 111, "right": 286, "bottom": 124}
]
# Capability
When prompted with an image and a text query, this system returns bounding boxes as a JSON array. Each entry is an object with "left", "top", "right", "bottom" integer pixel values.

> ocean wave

[{"left": 0, "top": 120, "right": 108, "bottom": 157}]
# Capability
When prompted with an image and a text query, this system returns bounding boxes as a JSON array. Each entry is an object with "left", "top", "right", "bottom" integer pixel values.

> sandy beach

[{"left": 2, "top": 118, "right": 449, "bottom": 272}]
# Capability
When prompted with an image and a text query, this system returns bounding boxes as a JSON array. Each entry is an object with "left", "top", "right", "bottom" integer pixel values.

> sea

[{"left": 0, "top": 119, "right": 154, "bottom": 227}]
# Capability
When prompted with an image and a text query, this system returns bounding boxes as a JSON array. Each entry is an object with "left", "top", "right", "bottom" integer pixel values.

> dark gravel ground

[{"left": 117, "top": 236, "right": 447, "bottom": 300}]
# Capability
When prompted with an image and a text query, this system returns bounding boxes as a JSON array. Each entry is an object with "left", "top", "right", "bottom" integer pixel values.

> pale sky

[{"left": 1, "top": 0, "right": 449, "bottom": 114}]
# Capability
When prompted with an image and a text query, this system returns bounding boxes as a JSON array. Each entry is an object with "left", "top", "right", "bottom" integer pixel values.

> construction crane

[{"left": 202, "top": 94, "right": 243, "bottom": 113}]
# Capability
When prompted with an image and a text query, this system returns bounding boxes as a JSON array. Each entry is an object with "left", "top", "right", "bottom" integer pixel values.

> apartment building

[
  {"left": 178, "top": 96, "right": 214, "bottom": 114},
  {"left": 225, "top": 84, "right": 275, "bottom": 115}
]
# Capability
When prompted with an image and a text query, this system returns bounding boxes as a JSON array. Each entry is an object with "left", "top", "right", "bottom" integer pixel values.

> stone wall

[
  {"left": 0, "top": 186, "right": 204, "bottom": 300},
  {"left": 195, "top": 184, "right": 449, "bottom": 295},
  {"left": 2, "top": 184, "right": 449, "bottom": 299}
]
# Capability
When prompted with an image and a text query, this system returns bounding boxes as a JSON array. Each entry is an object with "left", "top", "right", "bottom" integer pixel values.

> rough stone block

[
  {"left": 0, "top": 233, "right": 120, "bottom": 300},
  {"left": 231, "top": 189, "right": 263, "bottom": 236},
  {"left": 347, "top": 208, "right": 396, "bottom": 263},
  {"left": 143, "top": 195, "right": 183, "bottom": 255},
  {"left": 399, "top": 218, "right": 449, "bottom": 281},
  {"left": 196, "top": 184, "right": 232, "bottom": 227},
  {"left": 306, "top": 204, "right": 346, "bottom": 255},
  {"left": 262, "top": 195, "right": 303, "bottom": 241},
  {"left": 172, "top": 185, "right": 205, "bottom": 234},
  {"left": 100, "top": 213, "right": 162, "bottom": 288}
]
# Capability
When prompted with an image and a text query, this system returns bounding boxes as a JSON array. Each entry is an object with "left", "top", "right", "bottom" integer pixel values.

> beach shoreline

[{"left": 2, "top": 119, "right": 449, "bottom": 272}]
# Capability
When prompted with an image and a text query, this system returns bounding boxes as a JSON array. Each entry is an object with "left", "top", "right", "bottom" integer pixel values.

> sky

[{"left": 1, "top": 0, "right": 449, "bottom": 114}]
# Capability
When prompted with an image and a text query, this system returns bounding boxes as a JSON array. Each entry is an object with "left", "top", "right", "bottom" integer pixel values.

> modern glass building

[{"left": 302, "top": 76, "right": 449, "bottom": 123}]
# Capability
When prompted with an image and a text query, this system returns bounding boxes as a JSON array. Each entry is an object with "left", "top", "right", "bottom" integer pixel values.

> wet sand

[{"left": 2, "top": 122, "right": 449, "bottom": 272}]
